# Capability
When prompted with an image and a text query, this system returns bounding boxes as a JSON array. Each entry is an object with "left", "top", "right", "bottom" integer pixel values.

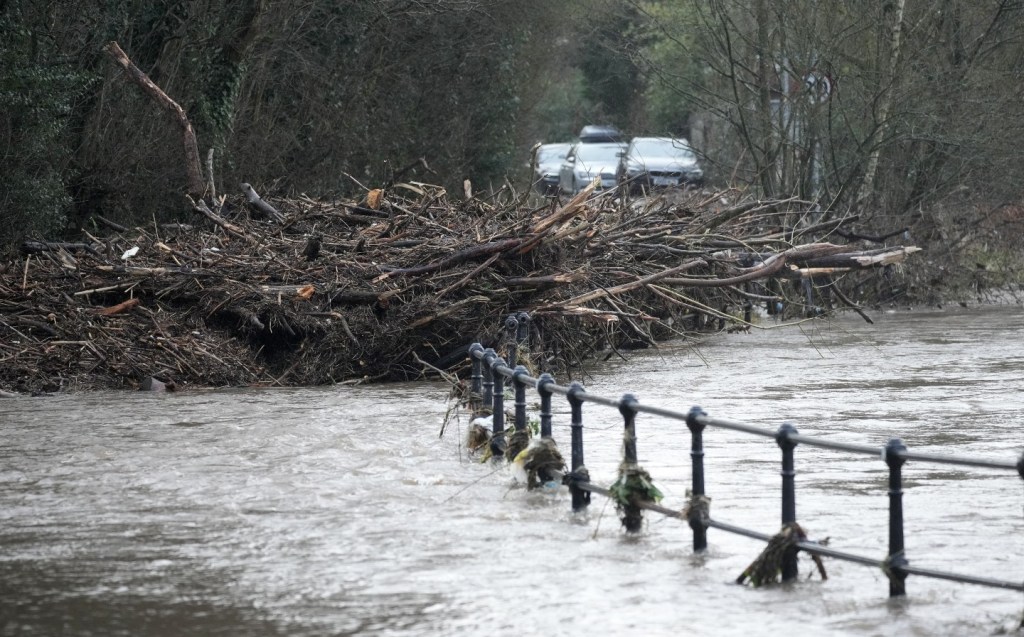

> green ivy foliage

[{"left": 0, "top": 3, "right": 94, "bottom": 251}]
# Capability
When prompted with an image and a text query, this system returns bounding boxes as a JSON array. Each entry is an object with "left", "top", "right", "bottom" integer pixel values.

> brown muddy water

[{"left": 1, "top": 306, "right": 1023, "bottom": 636}]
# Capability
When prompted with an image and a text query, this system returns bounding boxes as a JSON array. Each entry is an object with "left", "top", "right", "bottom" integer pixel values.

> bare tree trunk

[
  {"left": 102, "top": 41, "right": 206, "bottom": 200},
  {"left": 755, "top": 0, "right": 777, "bottom": 197},
  {"left": 856, "top": 0, "right": 906, "bottom": 206}
]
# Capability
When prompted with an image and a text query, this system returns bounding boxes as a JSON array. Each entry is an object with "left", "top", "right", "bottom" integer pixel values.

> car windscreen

[
  {"left": 630, "top": 139, "right": 696, "bottom": 160},
  {"left": 574, "top": 144, "right": 622, "bottom": 163},
  {"left": 537, "top": 146, "right": 568, "bottom": 162}
]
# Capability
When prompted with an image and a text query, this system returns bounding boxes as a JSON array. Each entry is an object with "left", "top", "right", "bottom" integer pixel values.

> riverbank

[{"left": 1, "top": 185, "right": 922, "bottom": 394}]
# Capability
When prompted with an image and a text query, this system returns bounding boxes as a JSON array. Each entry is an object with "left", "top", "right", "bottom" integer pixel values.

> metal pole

[
  {"left": 568, "top": 381, "right": 589, "bottom": 512},
  {"left": 489, "top": 356, "right": 507, "bottom": 460},
  {"left": 686, "top": 406, "right": 708, "bottom": 552},
  {"left": 620, "top": 393, "right": 639, "bottom": 464},
  {"left": 619, "top": 393, "right": 642, "bottom": 532},
  {"left": 516, "top": 311, "right": 530, "bottom": 346},
  {"left": 537, "top": 373, "right": 554, "bottom": 438},
  {"left": 884, "top": 437, "right": 909, "bottom": 597},
  {"left": 468, "top": 343, "right": 483, "bottom": 410},
  {"left": 512, "top": 365, "right": 528, "bottom": 433},
  {"left": 481, "top": 347, "right": 496, "bottom": 407},
  {"left": 504, "top": 315, "right": 519, "bottom": 366},
  {"left": 777, "top": 422, "right": 799, "bottom": 582}
]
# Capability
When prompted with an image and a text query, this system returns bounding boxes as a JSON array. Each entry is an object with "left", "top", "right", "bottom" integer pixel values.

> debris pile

[{"left": 0, "top": 181, "right": 920, "bottom": 393}]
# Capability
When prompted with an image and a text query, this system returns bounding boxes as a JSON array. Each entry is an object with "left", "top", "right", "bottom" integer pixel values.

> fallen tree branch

[
  {"left": 542, "top": 259, "right": 706, "bottom": 308},
  {"left": 374, "top": 238, "right": 523, "bottom": 282},
  {"left": 504, "top": 272, "right": 588, "bottom": 288},
  {"left": 241, "top": 182, "right": 285, "bottom": 223},
  {"left": 102, "top": 41, "right": 205, "bottom": 199},
  {"left": 662, "top": 244, "right": 851, "bottom": 288},
  {"left": 835, "top": 226, "right": 908, "bottom": 244},
  {"left": 190, "top": 197, "right": 251, "bottom": 241}
]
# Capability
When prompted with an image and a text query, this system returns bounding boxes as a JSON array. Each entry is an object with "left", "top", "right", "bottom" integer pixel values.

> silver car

[
  {"left": 532, "top": 143, "right": 572, "bottom": 194},
  {"left": 559, "top": 142, "right": 627, "bottom": 195},
  {"left": 617, "top": 137, "right": 704, "bottom": 193}
]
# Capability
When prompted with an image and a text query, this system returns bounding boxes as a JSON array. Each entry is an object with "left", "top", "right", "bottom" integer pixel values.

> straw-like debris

[
  {"left": 505, "top": 427, "right": 532, "bottom": 463},
  {"left": 466, "top": 418, "right": 492, "bottom": 453},
  {"left": 512, "top": 437, "right": 567, "bottom": 490},
  {"left": 0, "top": 181, "right": 920, "bottom": 393},
  {"left": 736, "top": 522, "right": 828, "bottom": 586}
]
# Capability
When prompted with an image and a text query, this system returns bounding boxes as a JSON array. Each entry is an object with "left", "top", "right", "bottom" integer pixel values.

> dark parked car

[
  {"left": 531, "top": 142, "right": 572, "bottom": 194},
  {"left": 578, "top": 124, "right": 624, "bottom": 144},
  {"left": 617, "top": 137, "right": 704, "bottom": 193}
]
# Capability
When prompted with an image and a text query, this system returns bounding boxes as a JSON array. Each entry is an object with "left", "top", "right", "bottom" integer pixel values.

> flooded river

[{"left": 2, "top": 307, "right": 1023, "bottom": 636}]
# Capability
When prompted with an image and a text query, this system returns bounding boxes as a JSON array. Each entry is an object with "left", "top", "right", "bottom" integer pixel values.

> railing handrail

[
  {"left": 464, "top": 326, "right": 1024, "bottom": 601},
  {"left": 476, "top": 351, "right": 1021, "bottom": 472}
]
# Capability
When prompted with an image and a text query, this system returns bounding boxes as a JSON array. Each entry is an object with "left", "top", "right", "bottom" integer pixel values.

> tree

[
  {"left": 0, "top": 0, "right": 93, "bottom": 249},
  {"left": 627, "top": 0, "right": 1024, "bottom": 228}
]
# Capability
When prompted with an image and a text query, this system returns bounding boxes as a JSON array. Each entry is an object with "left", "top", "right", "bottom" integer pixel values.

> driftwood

[
  {"left": 375, "top": 238, "right": 523, "bottom": 281},
  {"left": 95, "top": 215, "right": 129, "bottom": 233},
  {"left": 241, "top": 182, "right": 285, "bottom": 223},
  {"left": 190, "top": 198, "right": 250, "bottom": 241},
  {"left": 504, "top": 272, "right": 587, "bottom": 288},
  {"left": 21, "top": 241, "right": 101, "bottom": 256},
  {"left": 140, "top": 376, "right": 176, "bottom": 392},
  {"left": 97, "top": 297, "right": 140, "bottom": 316},
  {"left": 0, "top": 184, "right": 921, "bottom": 393}
]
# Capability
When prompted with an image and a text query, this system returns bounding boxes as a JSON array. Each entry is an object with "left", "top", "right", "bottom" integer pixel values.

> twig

[{"left": 832, "top": 286, "right": 874, "bottom": 324}]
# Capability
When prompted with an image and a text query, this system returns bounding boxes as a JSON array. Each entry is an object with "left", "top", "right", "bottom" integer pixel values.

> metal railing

[{"left": 463, "top": 312, "right": 1024, "bottom": 599}]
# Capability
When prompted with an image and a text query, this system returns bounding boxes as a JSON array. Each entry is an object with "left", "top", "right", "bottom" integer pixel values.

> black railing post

[
  {"left": 620, "top": 393, "right": 639, "bottom": 464},
  {"left": 567, "top": 381, "right": 589, "bottom": 512},
  {"left": 777, "top": 422, "right": 799, "bottom": 582},
  {"left": 619, "top": 393, "right": 642, "bottom": 532},
  {"left": 516, "top": 311, "right": 530, "bottom": 345},
  {"left": 468, "top": 343, "right": 483, "bottom": 410},
  {"left": 512, "top": 365, "right": 528, "bottom": 433},
  {"left": 537, "top": 373, "right": 554, "bottom": 438},
  {"left": 489, "top": 356, "right": 507, "bottom": 460},
  {"left": 481, "top": 347, "right": 496, "bottom": 407},
  {"left": 686, "top": 406, "right": 708, "bottom": 552},
  {"left": 884, "top": 437, "right": 909, "bottom": 597},
  {"left": 516, "top": 311, "right": 532, "bottom": 337},
  {"left": 504, "top": 314, "right": 519, "bottom": 366}
]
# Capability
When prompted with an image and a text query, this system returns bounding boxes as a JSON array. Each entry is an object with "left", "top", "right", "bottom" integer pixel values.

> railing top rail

[
  {"left": 785, "top": 432, "right": 879, "bottom": 455},
  {"left": 896, "top": 449, "right": 1018, "bottom": 471},
  {"left": 900, "top": 564, "right": 1024, "bottom": 592},
  {"left": 468, "top": 344, "right": 1023, "bottom": 473}
]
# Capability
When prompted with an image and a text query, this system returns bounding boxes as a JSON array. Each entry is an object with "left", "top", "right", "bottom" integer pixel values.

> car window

[
  {"left": 538, "top": 149, "right": 554, "bottom": 162},
  {"left": 575, "top": 144, "right": 624, "bottom": 163},
  {"left": 538, "top": 145, "right": 569, "bottom": 162},
  {"left": 631, "top": 139, "right": 696, "bottom": 161}
]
